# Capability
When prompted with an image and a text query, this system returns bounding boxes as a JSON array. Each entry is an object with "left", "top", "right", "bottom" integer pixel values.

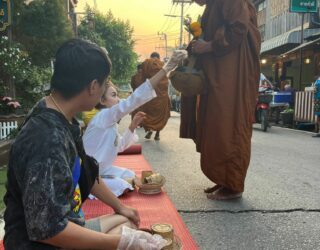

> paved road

[{"left": 126, "top": 112, "right": 320, "bottom": 250}]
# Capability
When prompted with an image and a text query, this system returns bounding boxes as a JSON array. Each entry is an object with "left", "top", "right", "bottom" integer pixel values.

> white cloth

[
  {"left": 83, "top": 80, "right": 157, "bottom": 197},
  {"left": 88, "top": 176, "right": 134, "bottom": 198}
]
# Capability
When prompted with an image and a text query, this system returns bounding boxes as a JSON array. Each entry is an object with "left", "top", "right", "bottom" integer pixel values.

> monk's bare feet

[
  {"left": 204, "top": 184, "right": 221, "bottom": 193},
  {"left": 207, "top": 187, "right": 242, "bottom": 200}
]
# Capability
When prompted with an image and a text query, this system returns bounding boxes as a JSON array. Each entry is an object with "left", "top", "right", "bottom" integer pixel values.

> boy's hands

[
  {"left": 129, "top": 112, "right": 146, "bottom": 132},
  {"left": 115, "top": 204, "right": 140, "bottom": 227},
  {"left": 118, "top": 226, "right": 167, "bottom": 250}
]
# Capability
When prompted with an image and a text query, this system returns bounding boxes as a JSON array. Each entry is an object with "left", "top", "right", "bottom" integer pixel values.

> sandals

[
  {"left": 154, "top": 131, "right": 160, "bottom": 141},
  {"left": 145, "top": 131, "right": 153, "bottom": 139},
  {"left": 206, "top": 187, "right": 242, "bottom": 201},
  {"left": 203, "top": 184, "right": 221, "bottom": 194}
]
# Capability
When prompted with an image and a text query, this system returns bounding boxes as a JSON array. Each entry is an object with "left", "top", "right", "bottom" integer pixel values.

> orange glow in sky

[{"left": 76, "top": 0, "right": 204, "bottom": 60}]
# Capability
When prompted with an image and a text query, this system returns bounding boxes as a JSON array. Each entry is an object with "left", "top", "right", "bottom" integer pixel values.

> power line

[
  {"left": 161, "top": 4, "right": 179, "bottom": 32},
  {"left": 158, "top": 4, "right": 174, "bottom": 32}
]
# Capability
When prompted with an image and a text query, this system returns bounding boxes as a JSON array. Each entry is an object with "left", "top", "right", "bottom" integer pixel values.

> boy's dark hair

[
  {"left": 150, "top": 52, "right": 160, "bottom": 59},
  {"left": 51, "top": 39, "right": 112, "bottom": 99}
]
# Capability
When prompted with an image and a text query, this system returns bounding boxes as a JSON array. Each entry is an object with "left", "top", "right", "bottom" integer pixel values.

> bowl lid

[{"left": 151, "top": 223, "right": 173, "bottom": 233}]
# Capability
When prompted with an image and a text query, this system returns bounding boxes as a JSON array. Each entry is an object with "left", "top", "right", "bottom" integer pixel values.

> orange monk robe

[
  {"left": 140, "top": 58, "right": 171, "bottom": 132},
  {"left": 180, "top": 0, "right": 261, "bottom": 192},
  {"left": 130, "top": 70, "right": 144, "bottom": 92},
  {"left": 130, "top": 70, "right": 145, "bottom": 118}
]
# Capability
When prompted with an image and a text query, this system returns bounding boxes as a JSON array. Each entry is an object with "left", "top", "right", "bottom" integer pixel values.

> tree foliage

[
  {"left": 13, "top": 0, "right": 73, "bottom": 66},
  {"left": 78, "top": 9, "right": 138, "bottom": 84},
  {"left": 0, "top": 36, "right": 51, "bottom": 112}
]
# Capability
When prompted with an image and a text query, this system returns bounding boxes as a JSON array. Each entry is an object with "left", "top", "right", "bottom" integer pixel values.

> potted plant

[{"left": 280, "top": 108, "right": 294, "bottom": 127}]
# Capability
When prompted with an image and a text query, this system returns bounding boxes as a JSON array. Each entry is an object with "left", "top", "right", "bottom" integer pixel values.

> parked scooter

[
  {"left": 254, "top": 74, "right": 273, "bottom": 132},
  {"left": 255, "top": 86, "right": 273, "bottom": 132}
]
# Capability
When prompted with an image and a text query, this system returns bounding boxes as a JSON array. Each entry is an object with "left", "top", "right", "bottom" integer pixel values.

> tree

[
  {"left": 78, "top": 9, "right": 138, "bottom": 84},
  {"left": 0, "top": 36, "right": 51, "bottom": 111},
  {"left": 13, "top": 0, "right": 73, "bottom": 66}
]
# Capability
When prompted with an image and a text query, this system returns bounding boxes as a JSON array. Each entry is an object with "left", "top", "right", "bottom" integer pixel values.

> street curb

[{"left": 272, "top": 126, "right": 317, "bottom": 135}]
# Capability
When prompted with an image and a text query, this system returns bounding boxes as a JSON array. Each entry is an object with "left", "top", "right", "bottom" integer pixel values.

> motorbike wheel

[{"left": 260, "top": 109, "right": 269, "bottom": 132}]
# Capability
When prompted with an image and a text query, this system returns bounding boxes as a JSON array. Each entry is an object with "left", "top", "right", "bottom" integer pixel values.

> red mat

[
  {"left": 118, "top": 144, "right": 142, "bottom": 155},
  {"left": 83, "top": 154, "right": 199, "bottom": 250}
]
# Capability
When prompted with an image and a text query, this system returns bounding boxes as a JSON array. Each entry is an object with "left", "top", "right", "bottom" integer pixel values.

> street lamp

[{"left": 261, "top": 59, "right": 267, "bottom": 64}]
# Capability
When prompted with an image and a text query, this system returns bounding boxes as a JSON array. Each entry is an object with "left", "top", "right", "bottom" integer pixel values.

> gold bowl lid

[{"left": 151, "top": 223, "right": 173, "bottom": 234}]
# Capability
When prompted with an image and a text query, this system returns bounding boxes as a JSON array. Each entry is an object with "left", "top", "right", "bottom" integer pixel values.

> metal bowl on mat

[{"left": 139, "top": 228, "right": 182, "bottom": 250}]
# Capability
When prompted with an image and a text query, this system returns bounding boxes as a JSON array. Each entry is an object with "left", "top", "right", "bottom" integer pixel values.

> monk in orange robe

[
  {"left": 130, "top": 64, "right": 144, "bottom": 92},
  {"left": 130, "top": 64, "right": 144, "bottom": 120},
  {"left": 139, "top": 56, "right": 171, "bottom": 140},
  {"left": 181, "top": 0, "right": 261, "bottom": 200}
]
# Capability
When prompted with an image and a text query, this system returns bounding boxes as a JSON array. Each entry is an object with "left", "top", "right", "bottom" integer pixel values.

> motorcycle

[{"left": 254, "top": 85, "right": 273, "bottom": 132}]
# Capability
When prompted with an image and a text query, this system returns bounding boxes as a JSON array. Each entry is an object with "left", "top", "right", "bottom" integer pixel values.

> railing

[
  {"left": 0, "top": 114, "right": 26, "bottom": 140},
  {"left": 0, "top": 120, "right": 18, "bottom": 140},
  {"left": 294, "top": 91, "right": 316, "bottom": 123}
]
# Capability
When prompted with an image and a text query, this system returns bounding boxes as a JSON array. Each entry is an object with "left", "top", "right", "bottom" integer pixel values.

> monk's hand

[
  {"left": 191, "top": 39, "right": 213, "bottom": 54},
  {"left": 163, "top": 50, "right": 188, "bottom": 73},
  {"left": 115, "top": 204, "right": 140, "bottom": 227},
  {"left": 129, "top": 111, "right": 146, "bottom": 132}
]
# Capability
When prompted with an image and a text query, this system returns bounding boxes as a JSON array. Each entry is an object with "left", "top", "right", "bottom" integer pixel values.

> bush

[
  {"left": 0, "top": 36, "right": 52, "bottom": 112},
  {"left": 0, "top": 36, "right": 30, "bottom": 85}
]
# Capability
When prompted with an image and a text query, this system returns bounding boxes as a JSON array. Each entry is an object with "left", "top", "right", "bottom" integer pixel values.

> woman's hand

[
  {"left": 129, "top": 112, "right": 146, "bottom": 132},
  {"left": 115, "top": 204, "right": 140, "bottom": 227},
  {"left": 163, "top": 50, "right": 188, "bottom": 73},
  {"left": 191, "top": 39, "right": 213, "bottom": 54}
]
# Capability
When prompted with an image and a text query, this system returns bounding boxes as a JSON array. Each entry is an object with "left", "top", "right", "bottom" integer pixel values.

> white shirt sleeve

[
  {"left": 118, "top": 128, "right": 139, "bottom": 153},
  {"left": 91, "top": 79, "right": 156, "bottom": 129}
]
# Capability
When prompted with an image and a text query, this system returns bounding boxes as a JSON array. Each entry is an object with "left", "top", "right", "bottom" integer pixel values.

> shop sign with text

[
  {"left": 0, "top": 0, "right": 11, "bottom": 31},
  {"left": 290, "top": 0, "right": 318, "bottom": 13}
]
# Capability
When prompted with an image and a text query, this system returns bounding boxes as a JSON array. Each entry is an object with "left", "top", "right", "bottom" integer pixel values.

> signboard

[
  {"left": 290, "top": 0, "right": 318, "bottom": 13},
  {"left": 0, "top": 0, "right": 11, "bottom": 31}
]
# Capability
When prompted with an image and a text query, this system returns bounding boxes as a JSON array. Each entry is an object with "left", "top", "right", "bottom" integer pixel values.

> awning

[
  {"left": 260, "top": 28, "right": 320, "bottom": 54},
  {"left": 281, "top": 37, "right": 320, "bottom": 56}
]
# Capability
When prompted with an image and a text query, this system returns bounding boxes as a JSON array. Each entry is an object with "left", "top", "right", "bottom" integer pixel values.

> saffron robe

[
  {"left": 140, "top": 58, "right": 171, "bottom": 132},
  {"left": 180, "top": 0, "right": 261, "bottom": 192}
]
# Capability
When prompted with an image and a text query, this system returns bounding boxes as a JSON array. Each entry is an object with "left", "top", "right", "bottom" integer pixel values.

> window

[
  {"left": 258, "top": 0, "right": 267, "bottom": 12},
  {"left": 259, "top": 24, "right": 266, "bottom": 41}
]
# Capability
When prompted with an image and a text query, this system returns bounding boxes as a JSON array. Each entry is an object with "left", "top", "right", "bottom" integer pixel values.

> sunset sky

[{"left": 76, "top": 0, "right": 204, "bottom": 60}]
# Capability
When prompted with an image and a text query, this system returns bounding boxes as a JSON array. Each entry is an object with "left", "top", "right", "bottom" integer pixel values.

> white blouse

[{"left": 83, "top": 80, "right": 157, "bottom": 174}]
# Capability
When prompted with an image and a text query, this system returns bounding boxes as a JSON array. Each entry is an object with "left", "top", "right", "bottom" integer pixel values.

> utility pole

[
  {"left": 172, "top": 0, "right": 192, "bottom": 48},
  {"left": 68, "top": 0, "right": 77, "bottom": 37},
  {"left": 158, "top": 32, "right": 168, "bottom": 59},
  {"left": 298, "top": 13, "right": 305, "bottom": 91}
]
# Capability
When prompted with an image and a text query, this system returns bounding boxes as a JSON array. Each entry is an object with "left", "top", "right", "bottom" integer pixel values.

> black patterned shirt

[{"left": 4, "top": 100, "right": 85, "bottom": 249}]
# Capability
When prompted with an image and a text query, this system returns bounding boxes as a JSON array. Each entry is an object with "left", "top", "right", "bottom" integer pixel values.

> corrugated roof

[
  {"left": 281, "top": 36, "right": 320, "bottom": 56},
  {"left": 260, "top": 28, "right": 320, "bottom": 54}
]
